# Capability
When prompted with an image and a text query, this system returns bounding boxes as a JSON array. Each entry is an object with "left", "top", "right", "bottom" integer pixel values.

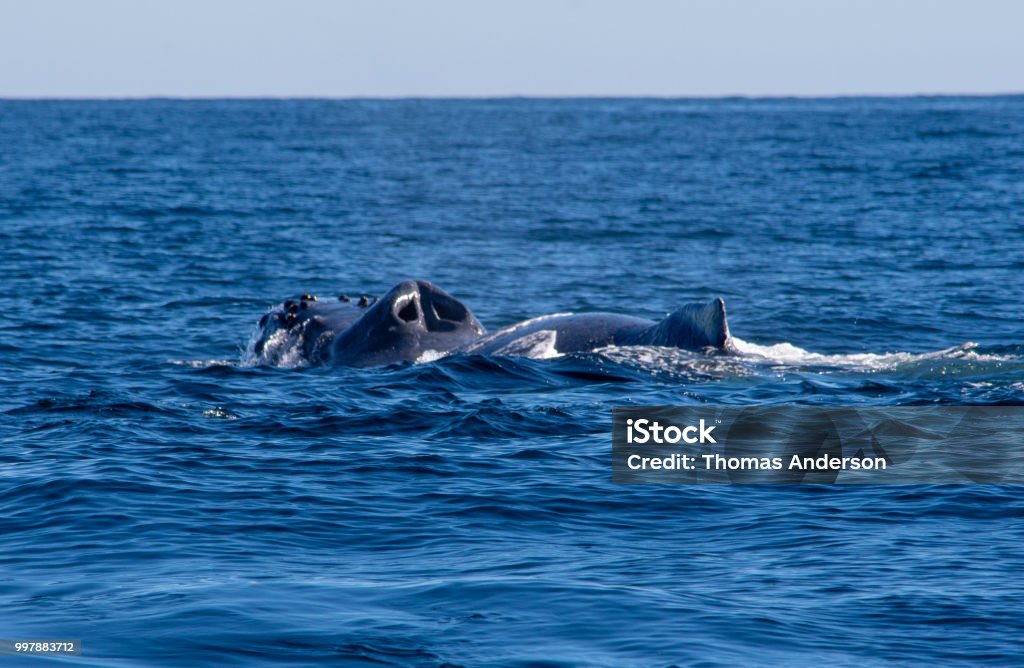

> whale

[{"left": 250, "top": 279, "right": 730, "bottom": 367}]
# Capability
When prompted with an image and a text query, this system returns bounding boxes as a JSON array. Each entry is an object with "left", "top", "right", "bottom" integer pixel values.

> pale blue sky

[{"left": 1, "top": 0, "right": 1022, "bottom": 97}]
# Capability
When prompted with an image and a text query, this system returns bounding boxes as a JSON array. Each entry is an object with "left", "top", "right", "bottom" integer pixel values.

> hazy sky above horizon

[{"left": 1, "top": 0, "right": 1022, "bottom": 98}]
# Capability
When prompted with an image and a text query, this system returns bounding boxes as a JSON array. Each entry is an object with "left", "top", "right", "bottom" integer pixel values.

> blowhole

[
  {"left": 430, "top": 294, "right": 467, "bottom": 322},
  {"left": 397, "top": 298, "right": 419, "bottom": 323}
]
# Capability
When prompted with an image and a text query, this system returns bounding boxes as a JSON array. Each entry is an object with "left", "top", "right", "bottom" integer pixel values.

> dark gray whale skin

[
  {"left": 251, "top": 280, "right": 729, "bottom": 367},
  {"left": 252, "top": 280, "right": 485, "bottom": 367},
  {"left": 456, "top": 298, "right": 730, "bottom": 357}
]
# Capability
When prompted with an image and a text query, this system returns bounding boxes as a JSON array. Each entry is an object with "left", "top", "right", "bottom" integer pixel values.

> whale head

[{"left": 329, "top": 280, "right": 485, "bottom": 366}]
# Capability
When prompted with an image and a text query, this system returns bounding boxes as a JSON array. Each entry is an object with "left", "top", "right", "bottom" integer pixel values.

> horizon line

[{"left": 2, "top": 91, "right": 1024, "bottom": 102}]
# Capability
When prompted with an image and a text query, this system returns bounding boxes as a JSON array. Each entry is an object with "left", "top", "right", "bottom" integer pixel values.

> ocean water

[{"left": 2, "top": 97, "right": 1024, "bottom": 666}]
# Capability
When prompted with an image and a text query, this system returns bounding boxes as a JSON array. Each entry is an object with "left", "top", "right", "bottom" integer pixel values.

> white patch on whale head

[
  {"left": 239, "top": 323, "right": 311, "bottom": 369},
  {"left": 415, "top": 349, "right": 449, "bottom": 364}
]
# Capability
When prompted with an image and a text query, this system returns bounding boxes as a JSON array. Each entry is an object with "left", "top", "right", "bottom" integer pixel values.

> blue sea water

[{"left": 1, "top": 97, "right": 1024, "bottom": 666}]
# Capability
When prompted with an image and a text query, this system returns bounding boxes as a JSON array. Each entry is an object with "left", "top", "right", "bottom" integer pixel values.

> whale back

[
  {"left": 458, "top": 298, "right": 729, "bottom": 358},
  {"left": 459, "top": 313, "right": 653, "bottom": 358}
]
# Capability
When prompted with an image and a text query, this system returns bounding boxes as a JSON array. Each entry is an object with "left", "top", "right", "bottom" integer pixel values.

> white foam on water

[
  {"left": 729, "top": 337, "right": 1016, "bottom": 371},
  {"left": 729, "top": 336, "right": 915, "bottom": 370},
  {"left": 202, "top": 407, "right": 239, "bottom": 419},
  {"left": 595, "top": 337, "right": 1022, "bottom": 379},
  {"left": 170, "top": 358, "right": 239, "bottom": 368}
]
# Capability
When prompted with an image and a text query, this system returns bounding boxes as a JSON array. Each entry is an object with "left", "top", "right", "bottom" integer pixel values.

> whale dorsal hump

[{"left": 641, "top": 298, "right": 730, "bottom": 350}]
